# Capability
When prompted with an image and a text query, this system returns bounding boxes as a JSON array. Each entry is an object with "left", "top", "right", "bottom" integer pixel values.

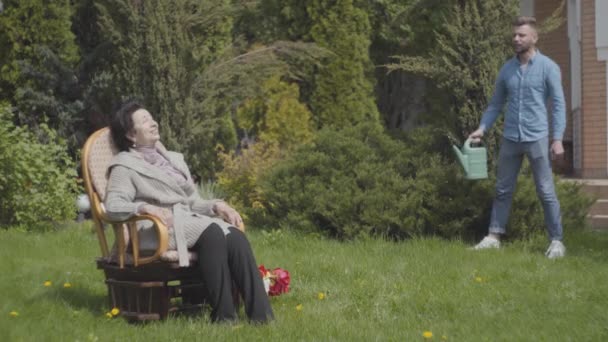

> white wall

[
  {"left": 597, "top": 0, "right": 608, "bottom": 173},
  {"left": 596, "top": 0, "right": 608, "bottom": 60},
  {"left": 570, "top": 0, "right": 582, "bottom": 171}
]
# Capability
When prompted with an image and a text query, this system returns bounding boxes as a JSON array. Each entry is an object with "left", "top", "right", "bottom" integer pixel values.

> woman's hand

[
  {"left": 213, "top": 202, "right": 244, "bottom": 230},
  {"left": 140, "top": 204, "right": 174, "bottom": 228}
]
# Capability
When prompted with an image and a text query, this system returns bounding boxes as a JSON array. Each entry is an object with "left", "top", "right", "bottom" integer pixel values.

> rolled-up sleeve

[
  {"left": 547, "top": 63, "right": 566, "bottom": 140},
  {"left": 480, "top": 69, "right": 507, "bottom": 132}
]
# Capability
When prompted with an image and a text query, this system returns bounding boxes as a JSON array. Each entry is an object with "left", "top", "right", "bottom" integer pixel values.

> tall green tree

[
  {"left": 363, "top": 0, "right": 452, "bottom": 131},
  {"left": 92, "top": 0, "right": 324, "bottom": 178},
  {"left": 71, "top": 0, "right": 114, "bottom": 130},
  {"left": 95, "top": 0, "right": 237, "bottom": 178},
  {"left": 0, "top": 0, "right": 82, "bottom": 144},
  {"left": 247, "top": 0, "right": 379, "bottom": 128},
  {"left": 307, "top": 0, "right": 379, "bottom": 127},
  {"left": 387, "top": 0, "right": 519, "bottom": 163}
]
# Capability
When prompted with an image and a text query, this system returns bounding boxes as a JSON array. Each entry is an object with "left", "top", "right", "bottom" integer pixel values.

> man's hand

[
  {"left": 468, "top": 128, "right": 485, "bottom": 143},
  {"left": 551, "top": 140, "right": 564, "bottom": 160},
  {"left": 213, "top": 202, "right": 244, "bottom": 230},
  {"left": 140, "top": 204, "right": 174, "bottom": 228}
]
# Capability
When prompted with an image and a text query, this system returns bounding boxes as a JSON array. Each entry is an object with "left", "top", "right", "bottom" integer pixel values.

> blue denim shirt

[{"left": 479, "top": 51, "right": 566, "bottom": 142}]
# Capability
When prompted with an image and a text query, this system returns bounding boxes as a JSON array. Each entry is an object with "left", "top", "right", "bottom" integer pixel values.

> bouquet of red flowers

[{"left": 258, "top": 265, "right": 290, "bottom": 296}]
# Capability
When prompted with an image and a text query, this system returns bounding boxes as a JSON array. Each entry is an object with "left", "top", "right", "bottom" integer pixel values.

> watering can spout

[{"left": 452, "top": 144, "right": 468, "bottom": 172}]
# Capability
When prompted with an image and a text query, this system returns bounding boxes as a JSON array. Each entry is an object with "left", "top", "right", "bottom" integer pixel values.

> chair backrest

[
  {"left": 84, "top": 127, "right": 118, "bottom": 201},
  {"left": 81, "top": 127, "right": 119, "bottom": 257}
]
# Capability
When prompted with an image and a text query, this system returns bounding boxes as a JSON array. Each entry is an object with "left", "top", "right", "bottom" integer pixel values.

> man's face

[{"left": 512, "top": 24, "right": 538, "bottom": 54}]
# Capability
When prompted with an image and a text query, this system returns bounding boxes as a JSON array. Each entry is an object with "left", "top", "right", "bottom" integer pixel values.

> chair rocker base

[{"left": 97, "top": 258, "right": 206, "bottom": 321}]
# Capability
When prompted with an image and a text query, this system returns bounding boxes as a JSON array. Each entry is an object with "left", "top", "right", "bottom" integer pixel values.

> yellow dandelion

[
  {"left": 63, "top": 282, "right": 72, "bottom": 288},
  {"left": 111, "top": 307, "right": 120, "bottom": 316},
  {"left": 44, "top": 281, "right": 52, "bottom": 287},
  {"left": 475, "top": 276, "right": 483, "bottom": 283},
  {"left": 422, "top": 331, "right": 433, "bottom": 339},
  {"left": 296, "top": 304, "right": 303, "bottom": 311},
  {"left": 9, "top": 311, "right": 19, "bottom": 317},
  {"left": 317, "top": 292, "right": 326, "bottom": 300},
  {"left": 105, "top": 312, "right": 113, "bottom": 318}
]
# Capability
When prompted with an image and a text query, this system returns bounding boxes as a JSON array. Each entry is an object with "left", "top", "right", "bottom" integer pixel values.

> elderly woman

[{"left": 104, "top": 100, "right": 273, "bottom": 323}]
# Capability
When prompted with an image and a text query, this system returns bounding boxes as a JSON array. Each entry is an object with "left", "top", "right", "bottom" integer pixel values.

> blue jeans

[{"left": 488, "top": 137, "right": 563, "bottom": 241}]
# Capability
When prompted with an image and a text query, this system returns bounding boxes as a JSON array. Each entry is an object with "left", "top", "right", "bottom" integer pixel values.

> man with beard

[{"left": 468, "top": 16, "right": 566, "bottom": 258}]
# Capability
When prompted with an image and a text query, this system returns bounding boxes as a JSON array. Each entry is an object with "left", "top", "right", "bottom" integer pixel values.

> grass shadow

[
  {"left": 565, "top": 229, "right": 608, "bottom": 262},
  {"left": 29, "top": 285, "right": 108, "bottom": 317},
  {"left": 506, "top": 228, "right": 608, "bottom": 262},
  {"left": 38, "top": 284, "right": 213, "bottom": 323}
]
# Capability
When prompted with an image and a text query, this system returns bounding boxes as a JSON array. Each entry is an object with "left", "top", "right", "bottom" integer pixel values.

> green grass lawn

[{"left": 1, "top": 223, "right": 608, "bottom": 341}]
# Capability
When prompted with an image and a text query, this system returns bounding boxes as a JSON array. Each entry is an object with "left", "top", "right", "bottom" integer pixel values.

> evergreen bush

[{"left": 259, "top": 124, "right": 593, "bottom": 241}]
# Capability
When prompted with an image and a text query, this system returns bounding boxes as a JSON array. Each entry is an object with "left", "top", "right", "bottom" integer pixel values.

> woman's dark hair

[{"left": 111, "top": 99, "right": 145, "bottom": 151}]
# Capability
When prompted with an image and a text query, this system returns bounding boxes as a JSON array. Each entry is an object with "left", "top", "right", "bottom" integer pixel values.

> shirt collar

[{"left": 515, "top": 49, "right": 540, "bottom": 65}]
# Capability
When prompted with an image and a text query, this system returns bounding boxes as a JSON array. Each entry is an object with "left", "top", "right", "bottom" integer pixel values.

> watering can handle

[
  {"left": 464, "top": 137, "right": 483, "bottom": 149},
  {"left": 464, "top": 137, "right": 473, "bottom": 150}
]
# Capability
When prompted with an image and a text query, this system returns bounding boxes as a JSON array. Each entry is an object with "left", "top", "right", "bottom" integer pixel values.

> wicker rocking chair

[{"left": 81, "top": 127, "right": 206, "bottom": 321}]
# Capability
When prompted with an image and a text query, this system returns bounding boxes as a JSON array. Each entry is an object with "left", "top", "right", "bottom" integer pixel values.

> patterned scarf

[{"left": 135, "top": 146, "right": 187, "bottom": 184}]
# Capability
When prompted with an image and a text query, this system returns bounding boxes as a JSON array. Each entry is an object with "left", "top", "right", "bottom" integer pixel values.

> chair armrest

[{"left": 101, "top": 212, "right": 168, "bottom": 268}]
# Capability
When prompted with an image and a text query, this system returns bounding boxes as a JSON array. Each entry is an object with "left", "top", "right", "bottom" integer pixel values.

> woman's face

[{"left": 127, "top": 109, "right": 160, "bottom": 147}]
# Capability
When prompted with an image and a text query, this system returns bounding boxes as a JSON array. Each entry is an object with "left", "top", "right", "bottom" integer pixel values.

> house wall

[
  {"left": 534, "top": 0, "right": 573, "bottom": 174},
  {"left": 530, "top": 0, "right": 608, "bottom": 177},
  {"left": 580, "top": 0, "right": 607, "bottom": 177}
]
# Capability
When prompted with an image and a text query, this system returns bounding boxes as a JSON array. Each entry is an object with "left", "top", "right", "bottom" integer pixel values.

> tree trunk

[{"left": 376, "top": 70, "right": 427, "bottom": 131}]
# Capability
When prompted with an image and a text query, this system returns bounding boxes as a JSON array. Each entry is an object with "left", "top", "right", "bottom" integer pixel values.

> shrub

[
  {"left": 0, "top": 106, "right": 79, "bottom": 230},
  {"left": 259, "top": 122, "right": 423, "bottom": 239},
  {"left": 217, "top": 142, "right": 281, "bottom": 222},
  {"left": 258, "top": 123, "right": 593, "bottom": 241},
  {"left": 217, "top": 75, "right": 314, "bottom": 222},
  {"left": 237, "top": 75, "right": 314, "bottom": 149}
]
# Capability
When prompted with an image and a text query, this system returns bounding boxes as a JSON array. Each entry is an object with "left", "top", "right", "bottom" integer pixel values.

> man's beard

[{"left": 514, "top": 42, "right": 533, "bottom": 55}]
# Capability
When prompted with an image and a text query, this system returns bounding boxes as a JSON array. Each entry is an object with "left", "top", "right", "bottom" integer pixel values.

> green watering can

[{"left": 452, "top": 138, "right": 488, "bottom": 180}]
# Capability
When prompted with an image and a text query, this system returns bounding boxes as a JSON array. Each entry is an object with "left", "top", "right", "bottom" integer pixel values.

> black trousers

[{"left": 195, "top": 224, "right": 274, "bottom": 323}]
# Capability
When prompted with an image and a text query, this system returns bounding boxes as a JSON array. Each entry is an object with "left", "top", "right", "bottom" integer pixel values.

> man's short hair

[{"left": 512, "top": 16, "right": 537, "bottom": 28}]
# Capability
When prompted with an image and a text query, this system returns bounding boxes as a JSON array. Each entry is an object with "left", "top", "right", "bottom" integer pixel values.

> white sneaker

[
  {"left": 545, "top": 240, "right": 566, "bottom": 259},
  {"left": 472, "top": 236, "right": 500, "bottom": 250}
]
